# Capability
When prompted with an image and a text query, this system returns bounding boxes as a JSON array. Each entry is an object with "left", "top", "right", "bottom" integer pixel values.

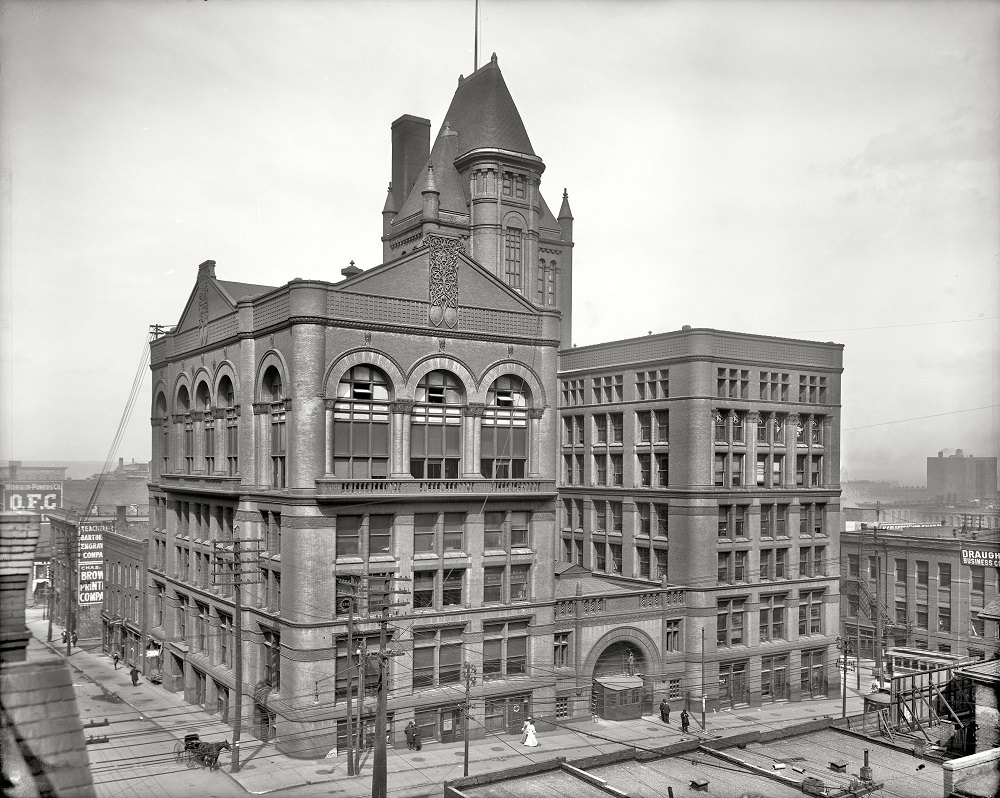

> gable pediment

[{"left": 338, "top": 238, "right": 539, "bottom": 317}]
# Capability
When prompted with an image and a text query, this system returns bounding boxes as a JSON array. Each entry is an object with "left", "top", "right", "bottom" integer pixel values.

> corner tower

[{"left": 382, "top": 54, "right": 574, "bottom": 347}]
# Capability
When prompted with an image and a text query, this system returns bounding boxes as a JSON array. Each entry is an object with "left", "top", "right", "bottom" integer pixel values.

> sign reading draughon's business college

[
  {"left": 961, "top": 548, "right": 1000, "bottom": 568},
  {"left": 79, "top": 521, "right": 112, "bottom": 605}
]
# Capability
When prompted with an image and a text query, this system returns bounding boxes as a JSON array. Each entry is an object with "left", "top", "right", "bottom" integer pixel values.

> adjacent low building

[{"left": 841, "top": 523, "right": 1000, "bottom": 662}]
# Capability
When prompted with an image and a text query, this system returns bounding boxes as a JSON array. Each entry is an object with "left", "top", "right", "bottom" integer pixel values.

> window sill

[{"left": 336, "top": 556, "right": 364, "bottom": 565}]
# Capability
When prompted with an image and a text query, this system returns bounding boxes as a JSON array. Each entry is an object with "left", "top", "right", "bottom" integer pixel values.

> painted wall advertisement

[
  {"left": 79, "top": 521, "right": 111, "bottom": 605},
  {"left": 960, "top": 548, "right": 1000, "bottom": 568},
  {"left": 1, "top": 481, "right": 63, "bottom": 518}
]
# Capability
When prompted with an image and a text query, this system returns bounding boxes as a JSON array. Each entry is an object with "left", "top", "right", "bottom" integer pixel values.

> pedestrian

[
  {"left": 411, "top": 724, "right": 422, "bottom": 751},
  {"left": 71, "top": 631, "right": 78, "bottom": 647},
  {"left": 520, "top": 716, "right": 539, "bottom": 747},
  {"left": 680, "top": 709, "right": 690, "bottom": 734},
  {"left": 61, "top": 629, "right": 67, "bottom": 643},
  {"left": 130, "top": 665, "right": 140, "bottom": 686},
  {"left": 404, "top": 721, "right": 416, "bottom": 750},
  {"left": 659, "top": 698, "right": 671, "bottom": 724},
  {"left": 112, "top": 653, "right": 120, "bottom": 670}
]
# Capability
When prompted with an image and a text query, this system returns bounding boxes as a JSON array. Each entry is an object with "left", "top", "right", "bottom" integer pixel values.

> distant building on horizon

[{"left": 927, "top": 450, "right": 998, "bottom": 505}]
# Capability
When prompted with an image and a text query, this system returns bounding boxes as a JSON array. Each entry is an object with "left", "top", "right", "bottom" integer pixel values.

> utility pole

[
  {"left": 700, "top": 626, "right": 707, "bottom": 731},
  {"left": 214, "top": 529, "right": 262, "bottom": 774},
  {"left": 372, "top": 608, "right": 390, "bottom": 798},
  {"left": 836, "top": 635, "right": 853, "bottom": 719},
  {"left": 855, "top": 523, "right": 863, "bottom": 690},
  {"left": 371, "top": 576, "right": 408, "bottom": 798},
  {"left": 344, "top": 595, "right": 356, "bottom": 776},
  {"left": 65, "top": 519, "right": 77, "bottom": 658},
  {"left": 462, "top": 662, "right": 477, "bottom": 776},
  {"left": 873, "top": 504, "right": 883, "bottom": 682}
]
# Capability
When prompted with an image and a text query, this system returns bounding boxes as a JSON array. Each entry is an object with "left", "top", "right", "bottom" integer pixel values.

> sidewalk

[{"left": 27, "top": 609, "right": 868, "bottom": 796}]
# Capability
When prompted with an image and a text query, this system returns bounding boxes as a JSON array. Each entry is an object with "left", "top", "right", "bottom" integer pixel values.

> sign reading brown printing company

[
  {"left": 961, "top": 548, "right": 1000, "bottom": 568},
  {"left": 79, "top": 520, "right": 112, "bottom": 605}
]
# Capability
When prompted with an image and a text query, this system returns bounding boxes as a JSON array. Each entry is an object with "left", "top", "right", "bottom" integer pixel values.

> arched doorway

[
  {"left": 590, "top": 640, "right": 653, "bottom": 718},
  {"left": 594, "top": 641, "right": 645, "bottom": 678}
]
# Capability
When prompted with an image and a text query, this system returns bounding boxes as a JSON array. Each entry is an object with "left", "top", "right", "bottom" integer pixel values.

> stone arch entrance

[
  {"left": 594, "top": 640, "right": 645, "bottom": 678},
  {"left": 585, "top": 629, "right": 660, "bottom": 718}
]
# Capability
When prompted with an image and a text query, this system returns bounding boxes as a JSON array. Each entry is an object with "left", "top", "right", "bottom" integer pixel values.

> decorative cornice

[
  {"left": 253, "top": 403, "right": 271, "bottom": 416},
  {"left": 463, "top": 403, "right": 486, "bottom": 417},
  {"left": 211, "top": 408, "right": 227, "bottom": 420},
  {"left": 390, "top": 400, "right": 415, "bottom": 414},
  {"left": 190, "top": 410, "right": 208, "bottom": 423}
]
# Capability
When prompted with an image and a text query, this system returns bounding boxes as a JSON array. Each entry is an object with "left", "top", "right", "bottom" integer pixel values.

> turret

[
  {"left": 421, "top": 165, "right": 440, "bottom": 234},
  {"left": 558, "top": 188, "right": 574, "bottom": 242}
]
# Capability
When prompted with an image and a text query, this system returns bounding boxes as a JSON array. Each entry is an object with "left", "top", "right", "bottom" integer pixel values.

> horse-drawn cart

[{"left": 173, "top": 733, "right": 231, "bottom": 770}]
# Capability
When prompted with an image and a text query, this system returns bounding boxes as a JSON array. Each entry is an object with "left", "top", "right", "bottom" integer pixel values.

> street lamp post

[{"left": 836, "top": 636, "right": 854, "bottom": 719}]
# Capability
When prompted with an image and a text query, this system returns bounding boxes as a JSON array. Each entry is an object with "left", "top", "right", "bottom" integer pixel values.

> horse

[{"left": 195, "top": 739, "right": 231, "bottom": 770}]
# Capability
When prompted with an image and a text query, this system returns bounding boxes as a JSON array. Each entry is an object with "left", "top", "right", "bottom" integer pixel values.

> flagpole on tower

[{"left": 474, "top": 0, "right": 479, "bottom": 70}]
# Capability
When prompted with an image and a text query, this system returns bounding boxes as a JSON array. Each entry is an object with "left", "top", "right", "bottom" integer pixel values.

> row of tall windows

[
  {"left": 536, "top": 259, "right": 557, "bottom": 306},
  {"left": 718, "top": 504, "right": 822, "bottom": 539},
  {"left": 715, "top": 368, "right": 828, "bottom": 404},
  {"left": 334, "top": 510, "right": 534, "bottom": 560},
  {"left": 716, "top": 411, "right": 827, "bottom": 447},
  {"left": 717, "top": 591, "right": 826, "bottom": 648}
]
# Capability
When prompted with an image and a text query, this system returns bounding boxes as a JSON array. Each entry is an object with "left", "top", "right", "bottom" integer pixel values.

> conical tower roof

[
  {"left": 439, "top": 53, "right": 535, "bottom": 157},
  {"left": 394, "top": 55, "right": 537, "bottom": 223}
]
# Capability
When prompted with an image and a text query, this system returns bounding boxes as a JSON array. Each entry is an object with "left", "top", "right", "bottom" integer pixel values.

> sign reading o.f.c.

[{"left": 2, "top": 482, "right": 63, "bottom": 514}]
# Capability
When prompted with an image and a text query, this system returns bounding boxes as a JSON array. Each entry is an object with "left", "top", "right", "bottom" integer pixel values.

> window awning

[{"left": 594, "top": 676, "right": 644, "bottom": 691}]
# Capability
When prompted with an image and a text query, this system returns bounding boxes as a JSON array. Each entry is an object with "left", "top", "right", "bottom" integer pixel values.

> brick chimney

[{"left": 391, "top": 114, "right": 431, "bottom": 211}]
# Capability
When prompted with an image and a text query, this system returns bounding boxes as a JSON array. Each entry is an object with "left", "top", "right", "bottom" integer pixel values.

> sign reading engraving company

[
  {"left": 1, "top": 481, "right": 63, "bottom": 516},
  {"left": 78, "top": 521, "right": 112, "bottom": 605},
  {"left": 961, "top": 548, "right": 1000, "bottom": 567}
]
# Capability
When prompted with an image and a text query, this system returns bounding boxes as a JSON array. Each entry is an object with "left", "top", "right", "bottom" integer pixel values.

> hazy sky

[{"left": 1, "top": 0, "right": 997, "bottom": 484}]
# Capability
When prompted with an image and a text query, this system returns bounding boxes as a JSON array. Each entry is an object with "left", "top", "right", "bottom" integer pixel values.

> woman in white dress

[{"left": 521, "top": 717, "right": 538, "bottom": 747}]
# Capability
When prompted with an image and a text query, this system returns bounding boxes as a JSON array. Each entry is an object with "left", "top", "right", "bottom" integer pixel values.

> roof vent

[{"left": 341, "top": 260, "right": 362, "bottom": 278}]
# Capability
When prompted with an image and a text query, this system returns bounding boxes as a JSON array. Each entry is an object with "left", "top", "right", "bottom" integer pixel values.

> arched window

[
  {"left": 547, "top": 260, "right": 557, "bottom": 306},
  {"left": 155, "top": 393, "right": 169, "bottom": 475},
  {"left": 504, "top": 227, "right": 523, "bottom": 291},
  {"left": 218, "top": 375, "right": 239, "bottom": 476},
  {"left": 195, "top": 382, "right": 214, "bottom": 474},
  {"left": 536, "top": 259, "right": 546, "bottom": 304},
  {"left": 481, "top": 376, "right": 530, "bottom": 479},
  {"left": 410, "top": 370, "right": 463, "bottom": 479},
  {"left": 333, "top": 365, "right": 391, "bottom": 479},
  {"left": 262, "top": 366, "right": 286, "bottom": 488},
  {"left": 177, "top": 385, "right": 193, "bottom": 474}
]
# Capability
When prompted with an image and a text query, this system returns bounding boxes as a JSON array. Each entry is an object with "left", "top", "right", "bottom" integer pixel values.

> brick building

[
  {"left": 147, "top": 55, "right": 565, "bottom": 758},
  {"left": 0, "top": 511, "right": 96, "bottom": 797},
  {"left": 103, "top": 508, "right": 149, "bottom": 669},
  {"left": 927, "top": 450, "right": 998, "bottom": 505},
  {"left": 557, "top": 329, "right": 843, "bottom": 711},
  {"left": 146, "top": 54, "right": 846, "bottom": 756},
  {"left": 841, "top": 523, "right": 1000, "bottom": 662}
]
